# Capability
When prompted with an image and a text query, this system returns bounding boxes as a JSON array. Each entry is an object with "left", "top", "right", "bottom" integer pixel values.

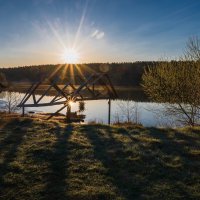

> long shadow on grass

[
  {"left": 41, "top": 124, "right": 73, "bottom": 200},
  {"left": 0, "top": 118, "right": 33, "bottom": 195},
  {"left": 143, "top": 127, "right": 198, "bottom": 199},
  {"left": 82, "top": 125, "right": 143, "bottom": 199},
  {"left": 82, "top": 125, "right": 197, "bottom": 199},
  {"left": 147, "top": 127, "right": 198, "bottom": 158}
]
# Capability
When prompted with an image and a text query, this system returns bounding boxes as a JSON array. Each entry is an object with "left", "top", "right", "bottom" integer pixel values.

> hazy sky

[{"left": 0, "top": 0, "right": 200, "bottom": 67}]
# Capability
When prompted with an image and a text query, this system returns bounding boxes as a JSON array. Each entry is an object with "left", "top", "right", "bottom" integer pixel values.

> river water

[{"left": 0, "top": 90, "right": 179, "bottom": 127}]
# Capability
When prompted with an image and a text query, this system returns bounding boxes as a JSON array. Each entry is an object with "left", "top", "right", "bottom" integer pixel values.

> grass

[{"left": 0, "top": 116, "right": 199, "bottom": 199}]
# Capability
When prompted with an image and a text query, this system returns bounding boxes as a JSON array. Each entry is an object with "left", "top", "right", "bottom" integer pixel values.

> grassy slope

[{"left": 0, "top": 117, "right": 199, "bottom": 200}]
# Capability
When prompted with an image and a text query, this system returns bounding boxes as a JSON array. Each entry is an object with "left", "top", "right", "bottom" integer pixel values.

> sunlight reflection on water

[{"left": 0, "top": 91, "right": 176, "bottom": 127}]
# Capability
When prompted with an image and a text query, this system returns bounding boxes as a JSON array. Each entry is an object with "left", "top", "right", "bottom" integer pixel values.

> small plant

[{"left": 78, "top": 101, "right": 85, "bottom": 113}]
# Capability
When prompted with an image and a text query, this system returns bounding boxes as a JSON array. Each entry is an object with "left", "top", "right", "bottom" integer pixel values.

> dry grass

[{"left": 0, "top": 116, "right": 199, "bottom": 199}]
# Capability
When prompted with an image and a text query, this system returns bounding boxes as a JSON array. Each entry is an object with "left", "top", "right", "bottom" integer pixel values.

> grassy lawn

[{"left": 0, "top": 116, "right": 199, "bottom": 199}]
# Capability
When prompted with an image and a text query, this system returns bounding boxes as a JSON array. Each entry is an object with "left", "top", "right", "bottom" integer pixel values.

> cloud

[
  {"left": 91, "top": 29, "right": 99, "bottom": 37},
  {"left": 96, "top": 32, "right": 104, "bottom": 39},
  {"left": 91, "top": 29, "right": 105, "bottom": 40}
]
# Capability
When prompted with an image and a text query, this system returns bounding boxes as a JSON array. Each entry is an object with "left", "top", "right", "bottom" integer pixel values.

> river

[{"left": 0, "top": 89, "right": 180, "bottom": 127}]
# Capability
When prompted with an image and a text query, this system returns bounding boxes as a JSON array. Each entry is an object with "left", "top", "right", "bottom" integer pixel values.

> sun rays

[
  {"left": 61, "top": 48, "right": 80, "bottom": 64},
  {"left": 47, "top": 62, "right": 96, "bottom": 88},
  {"left": 39, "top": 0, "right": 98, "bottom": 83}
]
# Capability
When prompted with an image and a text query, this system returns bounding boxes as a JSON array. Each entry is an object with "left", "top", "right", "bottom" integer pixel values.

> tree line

[{"left": 0, "top": 62, "right": 156, "bottom": 86}]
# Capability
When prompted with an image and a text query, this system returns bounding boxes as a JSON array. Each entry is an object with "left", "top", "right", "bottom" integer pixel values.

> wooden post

[
  {"left": 22, "top": 106, "right": 25, "bottom": 117},
  {"left": 92, "top": 84, "right": 95, "bottom": 92},
  {"left": 108, "top": 99, "right": 111, "bottom": 125},
  {"left": 66, "top": 104, "right": 71, "bottom": 123}
]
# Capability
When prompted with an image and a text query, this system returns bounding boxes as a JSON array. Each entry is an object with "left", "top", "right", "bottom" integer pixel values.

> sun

[{"left": 61, "top": 48, "right": 80, "bottom": 64}]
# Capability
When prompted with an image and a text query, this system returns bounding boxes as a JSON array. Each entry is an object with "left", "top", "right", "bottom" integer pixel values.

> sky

[{"left": 0, "top": 0, "right": 200, "bottom": 67}]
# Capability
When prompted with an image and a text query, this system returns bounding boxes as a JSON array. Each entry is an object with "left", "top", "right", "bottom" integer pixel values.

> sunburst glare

[{"left": 61, "top": 48, "right": 80, "bottom": 64}]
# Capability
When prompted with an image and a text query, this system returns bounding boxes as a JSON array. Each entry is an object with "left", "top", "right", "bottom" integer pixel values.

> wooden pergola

[{"left": 18, "top": 72, "right": 118, "bottom": 124}]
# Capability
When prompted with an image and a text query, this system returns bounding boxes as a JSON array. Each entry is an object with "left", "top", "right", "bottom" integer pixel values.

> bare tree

[
  {"left": 164, "top": 104, "right": 200, "bottom": 126},
  {"left": 113, "top": 111, "right": 121, "bottom": 124},
  {"left": 117, "top": 100, "right": 140, "bottom": 124},
  {"left": 185, "top": 36, "right": 200, "bottom": 61},
  {"left": 5, "top": 91, "right": 21, "bottom": 114}
]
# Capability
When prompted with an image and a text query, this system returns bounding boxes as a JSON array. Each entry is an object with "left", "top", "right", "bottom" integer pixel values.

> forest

[{"left": 0, "top": 62, "right": 157, "bottom": 87}]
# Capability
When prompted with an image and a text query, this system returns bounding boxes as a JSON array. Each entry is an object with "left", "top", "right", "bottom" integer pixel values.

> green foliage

[
  {"left": 142, "top": 61, "right": 200, "bottom": 103},
  {"left": 142, "top": 61, "right": 200, "bottom": 125},
  {"left": 0, "top": 116, "right": 200, "bottom": 199}
]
